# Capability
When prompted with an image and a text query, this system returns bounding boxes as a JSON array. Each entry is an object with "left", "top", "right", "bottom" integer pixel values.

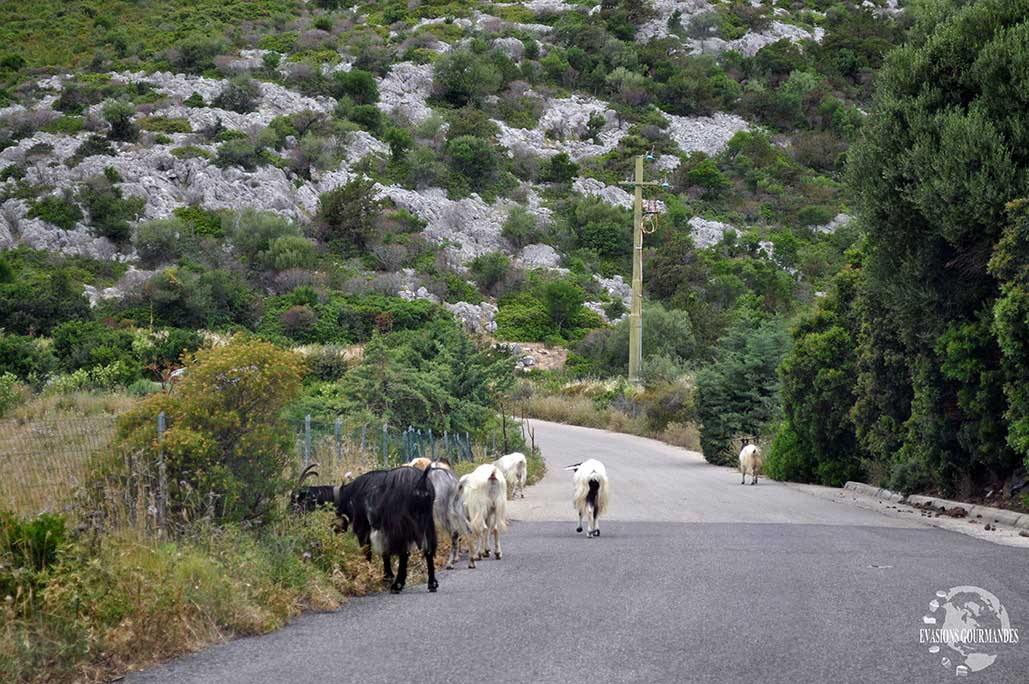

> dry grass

[
  {"left": 0, "top": 393, "right": 136, "bottom": 517},
  {"left": 522, "top": 393, "right": 701, "bottom": 452}
]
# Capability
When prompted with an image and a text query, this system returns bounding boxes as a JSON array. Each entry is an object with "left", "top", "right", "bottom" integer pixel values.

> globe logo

[{"left": 920, "top": 586, "right": 1019, "bottom": 677}]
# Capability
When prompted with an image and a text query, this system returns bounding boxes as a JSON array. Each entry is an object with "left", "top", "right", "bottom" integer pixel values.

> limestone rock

[
  {"left": 665, "top": 112, "right": 749, "bottom": 157},
  {"left": 446, "top": 301, "right": 498, "bottom": 335},
  {"left": 377, "top": 62, "right": 435, "bottom": 125},
  {"left": 688, "top": 216, "right": 735, "bottom": 248},
  {"left": 518, "top": 243, "right": 561, "bottom": 269}
]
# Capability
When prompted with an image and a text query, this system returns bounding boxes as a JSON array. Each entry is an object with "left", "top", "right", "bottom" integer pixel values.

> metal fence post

[
  {"left": 304, "top": 415, "right": 312, "bottom": 467},
  {"left": 429, "top": 429, "right": 435, "bottom": 461},
  {"left": 335, "top": 417, "right": 342, "bottom": 470},
  {"left": 382, "top": 423, "right": 388, "bottom": 466},
  {"left": 157, "top": 412, "right": 167, "bottom": 534}
]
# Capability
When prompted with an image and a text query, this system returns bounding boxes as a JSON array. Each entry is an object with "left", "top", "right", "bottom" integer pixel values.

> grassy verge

[
  {"left": 519, "top": 384, "right": 701, "bottom": 452},
  {"left": 1, "top": 509, "right": 382, "bottom": 684}
]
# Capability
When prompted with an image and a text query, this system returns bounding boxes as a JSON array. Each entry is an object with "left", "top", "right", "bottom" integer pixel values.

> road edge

[{"left": 843, "top": 481, "right": 1029, "bottom": 530}]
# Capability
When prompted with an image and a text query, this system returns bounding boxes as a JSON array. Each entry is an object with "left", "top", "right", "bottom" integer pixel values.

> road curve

[{"left": 127, "top": 420, "right": 1028, "bottom": 684}]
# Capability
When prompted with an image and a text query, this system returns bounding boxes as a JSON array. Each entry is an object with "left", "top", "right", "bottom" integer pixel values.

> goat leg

[
  {"left": 382, "top": 553, "right": 395, "bottom": 582},
  {"left": 446, "top": 531, "right": 458, "bottom": 569},
  {"left": 390, "top": 552, "right": 408, "bottom": 593}
]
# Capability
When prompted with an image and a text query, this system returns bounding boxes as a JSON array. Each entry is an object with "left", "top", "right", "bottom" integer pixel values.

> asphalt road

[{"left": 128, "top": 420, "right": 1029, "bottom": 684}]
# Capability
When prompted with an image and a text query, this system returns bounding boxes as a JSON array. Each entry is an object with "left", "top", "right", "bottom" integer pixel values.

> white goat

[
  {"left": 566, "top": 459, "right": 609, "bottom": 538},
  {"left": 493, "top": 451, "right": 527, "bottom": 499},
  {"left": 460, "top": 464, "right": 507, "bottom": 566},
  {"left": 739, "top": 443, "right": 762, "bottom": 485},
  {"left": 427, "top": 466, "right": 472, "bottom": 569}
]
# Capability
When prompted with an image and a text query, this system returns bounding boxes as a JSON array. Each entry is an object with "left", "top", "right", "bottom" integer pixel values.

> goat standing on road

[
  {"left": 739, "top": 442, "right": 762, "bottom": 485},
  {"left": 460, "top": 464, "right": 507, "bottom": 566},
  {"left": 426, "top": 465, "right": 472, "bottom": 569},
  {"left": 368, "top": 465, "right": 439, "bottom": 593},
  {"left": 565, "top": 459, "right": 608, "bottom": 538},
  {"left": 493, "top": 451, "right": 527, "bottom": 499}
]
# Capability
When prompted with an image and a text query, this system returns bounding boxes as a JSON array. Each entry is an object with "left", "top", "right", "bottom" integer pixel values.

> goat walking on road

[
  {"left": 739, "top": 443, "right": 762, "bottom": 485},
  {"left": 493, "top": 452, "right": 527, "bottom": 499},
  {"left": 565, "top": 459, "right": 608, "bottom": 538},
  {"left": 460, "top": 464, "right": 507, "bottom": 567},
  {"left": 368, "top": 465, "right": 439, "bottom": 593}
]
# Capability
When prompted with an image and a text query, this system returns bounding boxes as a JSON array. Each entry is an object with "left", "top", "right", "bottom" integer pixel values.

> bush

[
  {"left": 0, "top": 333, "right": 56, "bottom": 382},
  {"left": 78, "top": 174, "right": 144, "bottom": 243},
  {"left": 543, "top": 279, "right": 585, "bottom": 336},
  {"left": 214, "top": 139, "right": 268, "bottom": 170},
  {"left": 468, "top": 251, "right": 510, "bottom": 295},
  {"left": 134, "top": 217, "right": 193, "bottom": 267},
  {"left": 332, "top": 69, "right": 378, "bottom": 104},
  {"left": 0, "top": 372, "right": 28, "bottom": 415},
  {"left": 593, "top": 302, "right": 696, "bottom": 374},
  {"left": 213, "top": 76, "right": 261, "bottom": 114},
  {"left": 434, "top": 49, "right": 504, "bottom": 106},
  {"left": 266, "top": 235, "right": 318, "bottom": 272},
  {"left": 28, "top": 195, "right": 82, "bottom": 230},
  {"left": 102, "top": 100, "right": 137, "bottom": 141},
  {"left": 446, "top": 135, "right": 499, "bottom": 185},
  {"left": 541, "top": 152, "right": 579, "bottom": 184},
  {"left": 114, "top": 339, "right": 304, "bottom": 524},
  {"left": 226, "top": 209, "right": 298, "bottom": 267},
  {"left": 502, "top": 205, "right": 544, "bottom": 249},
  {"left": 314, "top": 177, "right": 382, "bottom": 252},
  {"left": 172, "top": 37, "right": 225, "bottom": 73}
]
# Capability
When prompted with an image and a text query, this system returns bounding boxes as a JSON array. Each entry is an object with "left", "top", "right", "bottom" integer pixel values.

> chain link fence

[{"left": 1, "top": 414, "right": 519, "bottom": 517}]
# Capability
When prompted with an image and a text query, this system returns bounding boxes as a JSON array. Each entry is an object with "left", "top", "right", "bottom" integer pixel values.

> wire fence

[{"left": 0, "top": 414, "right": 522, "bottom": 518}]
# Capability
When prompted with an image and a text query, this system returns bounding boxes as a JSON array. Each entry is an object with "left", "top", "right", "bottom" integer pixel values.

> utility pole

[{"left": 621, "top": 155, "right": 665, "bottom": 384}]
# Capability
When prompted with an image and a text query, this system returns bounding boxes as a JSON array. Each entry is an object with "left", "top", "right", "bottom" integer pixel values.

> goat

[
  {"left": 460, "top": 464, "right": 507, "bottom": 567},
  {"left": 427, "top": 466, "right": 473, "bottom": 569},
  {"left": 367, "top": 465, "right": 439, "bottom": 593},
  {"left": 739, "top": 442, "right": 762, "bottom": 485},
  {"left": 406, "top": 457, "right": 452, "bottom": 471},
  {"left": 565, "top": 460, "right": 609, "bottom": 537},
  {"left": 493, "top": 451, "right": 527, "bottom": 499},
  {"left": 335, "top": 469, "right": 390, "bottom": 573},
  {"left": 290, "top": 463, "right": 339, "bottom": 513}
]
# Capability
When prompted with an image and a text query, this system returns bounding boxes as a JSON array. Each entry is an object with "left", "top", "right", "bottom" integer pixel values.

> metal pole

[
  {"left": 304, "top": 415, "right": 312, "bottom": 466},
  {"left": 629, "top": 154, "right": 644, "bottom": 384},
  {"left": 157, "top": 412, "right": 167, "bottom": 534}
]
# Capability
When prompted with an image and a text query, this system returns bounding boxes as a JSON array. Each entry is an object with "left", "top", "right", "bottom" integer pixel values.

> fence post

[
  {"left": 382, "top": 423, "right": 388, "bottom": 467},
  {"left": 335, "top": 417, "right": 342, "bottom": 469},
  {"left": 466, "top": 432, "right": 471, "bottom": 462},
  {"left": 157, "top": 412, "right": 167, "bottom": 535},
  {"left": 443, "top": 431, "right": 449, "bottom": 461},
  {"left": 429, "top": 429, "right": 435, "bottom": 461},
  {"left": 304, "top": 415, "right": 312, "bottom": 467}
]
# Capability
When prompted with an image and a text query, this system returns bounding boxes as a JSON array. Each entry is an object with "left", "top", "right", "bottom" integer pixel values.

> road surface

[{"left": 128, "top": 420, "right": 1029, "bottom": 684}]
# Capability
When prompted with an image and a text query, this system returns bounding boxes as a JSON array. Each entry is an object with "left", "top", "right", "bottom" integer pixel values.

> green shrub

[
  {"left": 213, "top": 76, "right": 261, "bottom": 114},
  {"left": 28, "top": 194, "right": 82, "bottom": 230},
  {"left": 115, "top": 339, "right": 304, "bottom": 524},
  {"left": 469, "top": 251, "right": 510, "bottom": 295},
  {"left": 79, "top": 174, "right": 144, "bottom": 243},
  {"left": 434, "top": 49, "right": 504, "bottom": 106},
  {"left": 40, "top": 115, "right": 85, "bottom": 134},
  {"left": 0, "top": 510, "right": 67, "bottom": 596},
  {"left": 313, "top": 177, "right": 382, "bottom": 252},
  {"left": 0, "top": 333, "right": 56, "bottom": 381},
  {"left": 171, "top": 145, "right": 213, "bottom": 160},
  {"left": 134, "top": 217, "right": 194, "bottom": 267},
  {"left": 173, "top": 205, "right": 224, "bottom": 237},
  {"left": 541, "top": 152, "right": 579, "bottom": 184},
  {"left": 502, "top": 206, "right": 544, "bottom": 249},
  {"left": 138, "top": 116, "right": 192, "bottom": 133},
  {"left": 446, "top": 135, "right": 499, "bottom": 186},
  {"left": 0, "top": 372, "right": 27, "bottom": 415},
  {"left": 331, "top": 68, "right": 379, "bottom": 104},
  {"left": 102, "top": 99, "right": 138, "bottom": 142}
]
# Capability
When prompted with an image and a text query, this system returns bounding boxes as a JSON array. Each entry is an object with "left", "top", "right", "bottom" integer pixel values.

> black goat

[
  {"left": 367, "top": 465, "right": 438, "bottom": 594},
  {"left": 335, "top": 469, "right": 389, "bottom": 566},
  {"left": 290, "top": 463, "right": 339, "bottom": 513}
]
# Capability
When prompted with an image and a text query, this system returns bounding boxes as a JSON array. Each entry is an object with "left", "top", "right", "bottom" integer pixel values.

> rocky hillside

[{"left": 0, "top": 0, "right": 907, "bottom": 351}]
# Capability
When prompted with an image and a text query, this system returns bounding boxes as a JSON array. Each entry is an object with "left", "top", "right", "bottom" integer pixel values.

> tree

[
  {"left": 446, "top": 135, "right": 499, "bottom": 186},
  {"left": 696, "top": 317, "right": 790, "bottom": 465},
  {"left": 115, "top": 339, "right": 304, "bottom": 523},
  {"left": 842, "top": 0, "right": 1029, "bottom": 493},
  {"left": 434, "top": 50, "right": 503, "bottom": 107},
  {"left": 541, "top": 152, "right": 579, "bottom": 184},
  {"left": 601, "top": 302, "right": 696, "bottom": 373},
  {"left": 314, "top": 177, "right": 382, "bottom": 252},
  {"left": 102, "top": 99, "right": 137, "bottom": 142},
  {"left": 543, "top": 280, "right": 585, "bottom": 335},
  {"left": 502, "top": 206, "right": 544, "bottom": 249}
]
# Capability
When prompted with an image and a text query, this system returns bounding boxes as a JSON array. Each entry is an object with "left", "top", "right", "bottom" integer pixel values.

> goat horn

[
  {"left": 562, "top": 462, "right": 582, "bottom": 471},
  {"left": 298, "top": 463, "right": 320, "bottom": 485}
]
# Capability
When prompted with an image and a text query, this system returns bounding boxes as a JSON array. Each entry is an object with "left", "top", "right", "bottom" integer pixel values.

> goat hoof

[
  {"left": 390, "top": 583, "right": 404, "bottom": 594},
  {"left": 445, "top": 562, "right": 454, "bottom": 569},
  {"left": 494, "top": 552, "right": 501, "bottom": 559},
  {"left": 576, "top": 527, "right": 582, "bottom": 533},
  {"left": 428, "top": 580, "right": 439, "bottom": 592},
  {"left": 593, "top": 530, "right": 600, "bottom": 537}
]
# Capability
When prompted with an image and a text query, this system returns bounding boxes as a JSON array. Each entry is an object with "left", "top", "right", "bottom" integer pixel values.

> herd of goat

[
  {"left": 291, "top": 451, "right": 609, "bottom": 593},
  {"left": 291, "top": 442, "right": 761, "bottom": 593}
]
